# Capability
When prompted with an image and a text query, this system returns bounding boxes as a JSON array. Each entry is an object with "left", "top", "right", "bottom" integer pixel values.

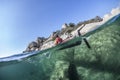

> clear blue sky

[{"left": 0, "top": 0, "right": 120, "bottom": 57}]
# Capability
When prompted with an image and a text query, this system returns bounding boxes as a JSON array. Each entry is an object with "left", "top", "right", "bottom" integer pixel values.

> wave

[{"left": 0, "top": 51, "right": 40, "bottom": 62}]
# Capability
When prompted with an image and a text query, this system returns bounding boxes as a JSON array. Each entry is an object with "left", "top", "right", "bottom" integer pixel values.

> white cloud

[
  {"left": 103, "top": 7, "right": 120, "bottom": 21},
  {"left": 111, "top": 7, "right": 120, "bottom": 15}
]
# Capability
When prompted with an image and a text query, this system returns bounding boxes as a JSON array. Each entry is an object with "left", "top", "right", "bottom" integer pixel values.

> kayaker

[{"left": 54, "top": 35, "right": 63, "bottom": 45}]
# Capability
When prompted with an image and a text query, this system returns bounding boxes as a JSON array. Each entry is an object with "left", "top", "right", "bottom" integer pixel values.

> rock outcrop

[
  {"left": 23, "top": 37, "right": 47, "bottom": 53},
  {"left": 61, "top": 23, "right": 68, "bottom": 29}
]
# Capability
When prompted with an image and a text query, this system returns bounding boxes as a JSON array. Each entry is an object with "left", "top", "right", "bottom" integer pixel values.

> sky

[{"left": 0, "top": 0, "right": 120, "bottom": 57}]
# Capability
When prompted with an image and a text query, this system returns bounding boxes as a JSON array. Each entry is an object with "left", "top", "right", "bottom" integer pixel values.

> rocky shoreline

[{"left": 23, "top": 16, "right": 103, "bottom": 52}]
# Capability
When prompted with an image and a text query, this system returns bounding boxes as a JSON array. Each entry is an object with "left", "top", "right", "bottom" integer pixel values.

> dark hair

[{"left": 56, "top": 35, "right": 59, "bottom": 38}]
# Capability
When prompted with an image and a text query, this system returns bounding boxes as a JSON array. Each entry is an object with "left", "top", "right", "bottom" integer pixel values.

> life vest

[{"left": 55, "top": 37, "right": 63, "bottom": 45}]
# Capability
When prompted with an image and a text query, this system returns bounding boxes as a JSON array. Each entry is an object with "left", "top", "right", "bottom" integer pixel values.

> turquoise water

[
  {"left": 0, "top": 14, "right": 120, "bottom": 80},
  {"left": 0, "top": 51, "right": 53, "bottom": 80}
]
